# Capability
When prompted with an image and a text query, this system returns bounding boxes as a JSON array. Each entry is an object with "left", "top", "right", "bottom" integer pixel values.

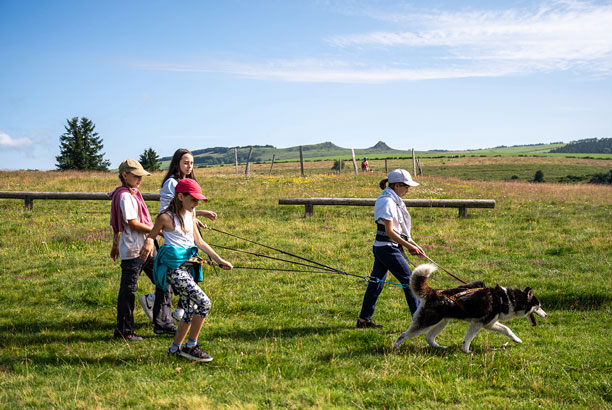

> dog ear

[{"left": 524, "top": 287, "right": 533, "bottom": 299}]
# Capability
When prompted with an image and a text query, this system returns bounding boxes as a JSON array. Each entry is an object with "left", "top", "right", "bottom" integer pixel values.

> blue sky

[{"left": 1, "top": 0, "right": 611, "bottom": 170}]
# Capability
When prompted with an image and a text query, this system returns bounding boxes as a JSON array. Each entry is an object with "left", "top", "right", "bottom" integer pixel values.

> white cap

[{"left": 388, "top": 169, "right": 419, "bottom": 187}]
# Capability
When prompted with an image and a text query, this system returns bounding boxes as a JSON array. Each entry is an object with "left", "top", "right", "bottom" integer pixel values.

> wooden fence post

[
  {"left": 304, "top": 203, "right": 314, "bottom": 217},
  {"left": 385, "top": 159, "right": 388, "bottom": 173},
  {"left": 234, "top": 148, "right": 238, "bottom": 175},
  {"left": 412, "top": 148, "right": 416, "bottom": 176},
  {"left": 351, "top": 149, "right": 358, "bottom": 175},
  {"left": 269, "top": 154, "right": 275, "bottom": 175},
  {"left": 299, "top": 146, "right": 304, "bottom": 177},
  {"left": 245, "top": 146, "right": 253, "bottom": 176}
]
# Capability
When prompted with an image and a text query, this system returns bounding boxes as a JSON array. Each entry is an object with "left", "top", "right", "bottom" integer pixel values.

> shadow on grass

[
  {"left": 539, "top": 292, "right": 612, "bottom": 310},
  {"left": 0, "top": 318, "right": 146, "bottom": 346},
  {"left": 207, "top": 324, "right": 351, "bottom": 342}
]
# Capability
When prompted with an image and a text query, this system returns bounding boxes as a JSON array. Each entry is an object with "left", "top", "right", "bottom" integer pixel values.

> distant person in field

[
  {"left": 109, "top": 159, "right": 176, "bottom": 341},
  {"left": 140, "top": 178, "right": 233, "bottom": 362},
  {"left": 357, "top": 169, "right": 426, "bottom": 329},
  {"left": 361, "top": 157, "right": 370, "bottom": 172},
  {"left": 140, "top": 148, "right": 217, "bottom": 322}
]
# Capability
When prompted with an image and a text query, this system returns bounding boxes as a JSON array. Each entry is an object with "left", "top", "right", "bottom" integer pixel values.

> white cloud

[
  {"left": 132, "top": 0, "right": 612, "bottom": 83},
  {"left": 329, "top": 0, "right": 612, "bottom": 74},
  {"left": 0, "top": 131, "right": 33, "bottom": 149}
]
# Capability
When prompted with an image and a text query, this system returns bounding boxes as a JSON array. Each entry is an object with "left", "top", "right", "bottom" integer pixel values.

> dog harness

[{"left": 437, "top": 287, "right": 484, "bottom": 310}]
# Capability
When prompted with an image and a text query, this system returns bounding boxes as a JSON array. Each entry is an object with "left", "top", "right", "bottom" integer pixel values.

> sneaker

[
  {"left": 179, "top": 345, "right": 213, "bottom": 362},
  {"left": 114, "top": 333, "right": 144, "bottom": 342},
  {"left": 154, "top": 325, "right": 178, "bottom": 335},
  {"left": 356, "top": 318, "right": 383, "bottom": 329},
  {"left": 172, "top": 308, "right": 185, "bottom": 321},
  {"left": 139, "top": 293, "right": 154, "bottom": 322},
  {"left": 167, "top": 347, "right": 180, "bottom": 357}
]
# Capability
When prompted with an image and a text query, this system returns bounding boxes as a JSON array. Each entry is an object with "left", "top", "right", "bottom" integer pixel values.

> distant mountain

[{"left": 160, "top": 141, "right": 413, "bottom": 166}]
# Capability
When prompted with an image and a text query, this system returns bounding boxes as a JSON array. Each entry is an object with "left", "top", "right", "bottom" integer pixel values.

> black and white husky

[{"left": 393, "top": 264, "right": 547, "bottom": 353}]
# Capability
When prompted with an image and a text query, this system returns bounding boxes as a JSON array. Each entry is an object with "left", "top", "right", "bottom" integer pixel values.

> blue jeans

[{"left": 359, "top": 245, "right": 420, "bottom": 320}]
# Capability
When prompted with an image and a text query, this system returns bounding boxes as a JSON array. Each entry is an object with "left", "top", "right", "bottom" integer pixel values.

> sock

[
  {"left": 186, "top": 337, "right": 197, "bottom": 348},
  {"left": 169, "top": 343, "right": 181, "bottom": 353}
]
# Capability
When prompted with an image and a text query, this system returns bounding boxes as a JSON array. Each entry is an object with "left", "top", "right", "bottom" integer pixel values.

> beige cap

[{"left": 118, "top": 159, "right": 150, "bottom": 176}]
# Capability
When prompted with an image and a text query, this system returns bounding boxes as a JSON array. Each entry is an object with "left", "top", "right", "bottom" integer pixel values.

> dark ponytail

[{"left": 379, "top": 178, "right": 389, "bottom": 190}]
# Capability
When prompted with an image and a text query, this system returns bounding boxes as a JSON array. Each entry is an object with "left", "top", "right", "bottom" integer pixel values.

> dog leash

[
  {"left": 205, "top": 226, "right": 412, "bottom": 288},
  {"left": 420, "top": 254, "right": 467, "bottom": 285}
]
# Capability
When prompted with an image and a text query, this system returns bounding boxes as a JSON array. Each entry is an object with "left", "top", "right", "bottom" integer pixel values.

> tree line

[
  {"left": 550, "top": 138, "right": 612, "bottom": 154},
  {"left": 55, "top": 117, "right": 160, "bottom": 171}
]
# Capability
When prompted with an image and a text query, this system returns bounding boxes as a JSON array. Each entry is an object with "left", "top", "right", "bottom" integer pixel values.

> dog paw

[
  {"left": 460, "top": 347, "right": 471, "bottom": 354},
  {"left": 512, "top": 337, "right": 523, "bottom": 344}
]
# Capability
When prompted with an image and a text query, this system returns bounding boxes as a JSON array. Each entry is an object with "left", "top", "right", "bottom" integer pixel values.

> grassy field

[{"left": 1, "top": 157, "right": 611, "bottom": 409}]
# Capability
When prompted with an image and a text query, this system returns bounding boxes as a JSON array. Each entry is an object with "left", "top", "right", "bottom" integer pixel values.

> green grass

[{"left": 1, "top": 164, "right": 612, "bottom": 409}]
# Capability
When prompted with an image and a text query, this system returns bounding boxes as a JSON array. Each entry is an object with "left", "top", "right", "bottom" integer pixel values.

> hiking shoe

[
  {"left": 139, "top": 293, "right": 155, "bottom": 322},
  {"left": 172, "top": 308, "right": 185, "bottom": 321},
  {"left": 154, "top": 325, "right": 178, "bottom": 335},
  {"left": 179, "top": 345, "right": 213, "bottom": 362},
  {"left": 114, "top": 333, "right": 144, "bottom": 342},
  {"left": 356, "top": 318, "right": 383, "bottom": 329}
]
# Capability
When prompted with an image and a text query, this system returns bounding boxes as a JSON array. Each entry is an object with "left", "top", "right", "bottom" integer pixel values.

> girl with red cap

[{"left": 140, "top": 178, "right": 232, "bottom": 362}]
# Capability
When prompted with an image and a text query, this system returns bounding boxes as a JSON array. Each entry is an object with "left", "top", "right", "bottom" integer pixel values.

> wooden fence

[
  {"left": 278, "top": 197, "right": 495, "bottom": 217},
  {"left": 0, "top": 191, "right": 161, "bottom": 210},
  {"left": 0, "top": 192, "right": 495, "bottom": 217}
]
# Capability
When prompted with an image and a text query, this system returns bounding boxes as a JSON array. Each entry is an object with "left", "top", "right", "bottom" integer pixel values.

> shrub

[
  {"left": 589, "top": 170, "right": 612, "bottom": 184},
  {"left": 534, "top": 170, "right": 544, "bottom": 182}
]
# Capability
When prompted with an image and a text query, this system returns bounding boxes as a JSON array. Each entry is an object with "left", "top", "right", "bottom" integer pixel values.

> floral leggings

[{"left": 166, "top": 266, "right": 211, "bottom": 323}]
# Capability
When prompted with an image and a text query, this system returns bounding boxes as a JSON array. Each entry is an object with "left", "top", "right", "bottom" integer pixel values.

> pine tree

[
  {"left": 56, "top": 117, "right": 110, "bottom": 170},
  {"left": 139, "top": 147, "right": 161, "bottom": 171}
]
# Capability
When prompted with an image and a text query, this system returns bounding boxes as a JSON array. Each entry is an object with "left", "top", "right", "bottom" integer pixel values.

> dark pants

[
  {"left": 359, "top": 245, "right": 420, "bottom": 320},
  {"left": 115, "top": 256, "right": 174, "bottom": 337}
]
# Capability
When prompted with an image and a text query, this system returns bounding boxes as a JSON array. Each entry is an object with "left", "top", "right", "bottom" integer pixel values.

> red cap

[{"left": 175, "top": 178, "right": 208, "bottom": 201}]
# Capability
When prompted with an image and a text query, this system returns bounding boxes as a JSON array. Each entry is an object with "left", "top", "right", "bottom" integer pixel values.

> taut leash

[
  {"left": 206, "top": 226, "right": 411, "bottom": 288},
  {"left": 421, "top": 254, "right": 467, "bottom": 285}
]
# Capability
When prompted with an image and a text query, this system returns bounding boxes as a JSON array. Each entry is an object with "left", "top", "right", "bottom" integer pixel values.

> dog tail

[{"left": 410, "top": 263, "right": 437, "bottom": 300}]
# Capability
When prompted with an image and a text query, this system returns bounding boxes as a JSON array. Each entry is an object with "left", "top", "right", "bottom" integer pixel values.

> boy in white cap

[{"left": 357, "top": 169, "right": 426, "bottom": 329}]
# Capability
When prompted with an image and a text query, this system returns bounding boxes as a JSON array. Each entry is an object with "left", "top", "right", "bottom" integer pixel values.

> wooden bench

[{"left": 278, "top": 197, "right": 495, "bottom": 217}]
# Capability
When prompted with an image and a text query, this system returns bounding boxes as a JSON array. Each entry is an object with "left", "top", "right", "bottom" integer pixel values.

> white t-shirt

[
  {"left": 163, "top": 211, "right": 195, "bottom": 249},
  {"left": 373, "top": 187, "right": 412, "bottom": 247},
  {"left": 119, "top": 192, "right": 148, "bottom": 260},
  {"left": 159, "top": 177, "right": 178, "bottom": 213}
]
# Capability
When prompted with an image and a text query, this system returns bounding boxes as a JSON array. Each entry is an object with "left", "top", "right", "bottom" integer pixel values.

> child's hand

[
  {"left": 110, "top": 244, "right": 119, "bottom": 261},
  {"left": 140, "top": 238, "right": 155, "bottom": 260},
  {"left": 197, "top": 210, "right": 217, "bottom": 221},
  {"left": 195, "top": 218, "right": 207, "bottom": 230},
  {"left": 408, "top": 244, "right": 426, "bottom": 256},
  {"left": 217, "top": 259, "right": 233, "bottom": 270}
]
